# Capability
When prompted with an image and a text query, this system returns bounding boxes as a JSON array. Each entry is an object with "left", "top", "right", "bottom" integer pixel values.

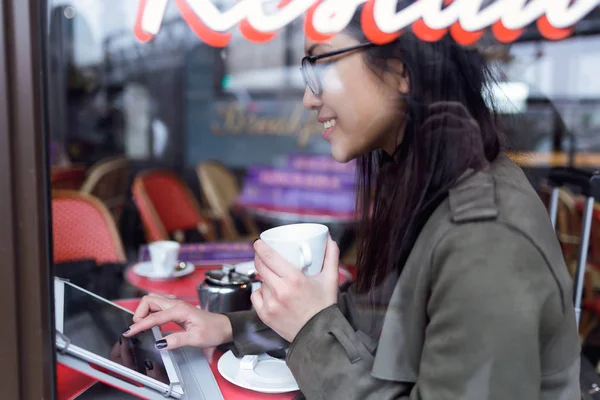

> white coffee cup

[
  {"left": 260, "top": 223, "right": 329, "bottom": 276},
  {"left": 148, "top": 240, "right": 181, "bottom": 277}
]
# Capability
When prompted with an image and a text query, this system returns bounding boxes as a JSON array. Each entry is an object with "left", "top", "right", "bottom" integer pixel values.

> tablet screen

[{"left": 62, "top": 283, "right": 170, "bottom": 384}]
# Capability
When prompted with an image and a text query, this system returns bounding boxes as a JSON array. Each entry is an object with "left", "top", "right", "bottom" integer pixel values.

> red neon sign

[{"left": 134, "top": 0, "right": 599, "bottom": 47}]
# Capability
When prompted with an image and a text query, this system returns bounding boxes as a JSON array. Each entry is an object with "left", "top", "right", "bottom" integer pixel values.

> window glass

[{"left": 45, "top": 2, "right": 600, "bottom": 397}]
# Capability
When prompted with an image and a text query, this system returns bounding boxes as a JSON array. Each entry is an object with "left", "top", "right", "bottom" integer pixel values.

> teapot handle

[{"left": 222, "top": 264, "right": 234, "bottom": 275}]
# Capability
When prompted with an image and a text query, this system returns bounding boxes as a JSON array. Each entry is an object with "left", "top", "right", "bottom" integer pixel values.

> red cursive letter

[
  {"left": 361, "top": 0, "right": 401, "bottom": 45},
  {"left": 304, "top": 0, "right": 336, "bottom": 43},
  {"left": 175, "top": 0, "right": 232, "bottom": 47},
  {"left": 239, "top": 19, "right": 278, "bottom": 43},
  {"left": 450, "top": 22, "right": 484, "bottom": 46},
  {"left": 537, "top": 15, "right": 574, "bottom": 41},
  {"left": 134, "top": 0, "right": 164, "bottom": 43},
  {"left": 413, "top": 0, "right": 450, "bottom": 43},
  {"left": 413, "top": 18, "right": 447, "bottom": 42},
  {"left": 491, "top": 20, "right": 524, "bottom": 43},
  {"left": 239, "top": 0, "right": 296, "bottom": 43}
]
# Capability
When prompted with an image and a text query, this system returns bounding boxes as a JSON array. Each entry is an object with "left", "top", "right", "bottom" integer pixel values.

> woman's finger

[
  {"left": 259, "top": 280, "right": 274, "bottom": 299},
  {"left": 131, "top": 296, "right": 154, "bottom": 323},
  {"left": 320, "top": 236, "right": 340, "bottom": 282},
  {"left": 131, "top": 295, "right": 173, "bottom": 323},
  {"left": 126, "top": 307, "right": 184, "bottom": 336},
  {"left": 251, "top": 288, "right": 265, "bottom": 315},
  {"left": 155, "top": 331, "right": 192, "bottom": 351},
  {"left": 254, "top": 253, "right": 283, "bottom": 286},
  {"left": 254, "top": 240, "right": 297, "bottom": 278}
]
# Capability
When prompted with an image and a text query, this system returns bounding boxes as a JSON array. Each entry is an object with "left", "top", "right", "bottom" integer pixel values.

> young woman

[{"left": 125, "top": 6, "right": 580, "bottom": 399}]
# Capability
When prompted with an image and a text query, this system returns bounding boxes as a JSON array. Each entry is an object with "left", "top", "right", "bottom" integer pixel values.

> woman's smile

[{"left": 319, "top": 117, "right": 337, "bottom": 140}]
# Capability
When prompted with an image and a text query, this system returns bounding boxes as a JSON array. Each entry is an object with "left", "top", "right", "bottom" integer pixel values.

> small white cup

[
  {"left": 148, "top": 241, "right": 181, "bottom": 277},
  {"left": 260, "top": 223, "right": 329, "bottom": 276}
]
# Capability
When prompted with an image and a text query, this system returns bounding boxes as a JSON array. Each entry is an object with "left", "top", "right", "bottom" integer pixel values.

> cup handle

[{"left": 298, "top": 243, "right": 312, "bottom": 269}]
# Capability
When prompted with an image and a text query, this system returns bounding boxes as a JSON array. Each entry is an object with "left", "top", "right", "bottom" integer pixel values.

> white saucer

[
  {"left": 133, "top": 261, "right": 195, "bottom": 280},
  {"left": 217, "top": 351, "right": 299, "bottom": 394},
  {"left": 233, "top": 260, "right": 256, "bottom": 276}
]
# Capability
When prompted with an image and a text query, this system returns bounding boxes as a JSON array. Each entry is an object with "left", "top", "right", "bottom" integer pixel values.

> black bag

[
  {"left": 547, "top": 168, "right": 600, "bottom": 399},
  {"left": 53, "top": 259, "right": 128, "bottom": 303}
]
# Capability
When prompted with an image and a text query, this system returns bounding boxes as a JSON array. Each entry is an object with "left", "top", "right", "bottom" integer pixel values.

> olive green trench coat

[{"left": 226, "top": 153, "right": 581, "bottom": 399}]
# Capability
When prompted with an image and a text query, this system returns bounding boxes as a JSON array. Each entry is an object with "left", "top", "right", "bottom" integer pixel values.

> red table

[
  {"left": 125, "top": 264, "right": 354, "bottom": 299},
  {"left": 57, "top": 299, "right": 298, "bottom": 400},
  {"left": 58, "top": 265, "right": 356, "bottom": 398}
]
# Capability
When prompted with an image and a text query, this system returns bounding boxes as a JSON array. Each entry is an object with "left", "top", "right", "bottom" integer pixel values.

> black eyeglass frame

[{"left": 300, "top": 42, "right": 375, "bottom": 96}]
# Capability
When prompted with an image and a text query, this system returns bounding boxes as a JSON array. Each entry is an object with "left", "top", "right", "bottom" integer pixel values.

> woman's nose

[{"left": 302, "top": 86, "right": 322, "bottom": 110}]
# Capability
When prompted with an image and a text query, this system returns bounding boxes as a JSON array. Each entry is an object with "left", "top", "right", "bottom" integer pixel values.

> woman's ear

[
  {"left": 387, "top": 60, "right": 410, "bottom": 95},
  {"left": 398, "top": 76, "right": 409, "bottom": 95}
]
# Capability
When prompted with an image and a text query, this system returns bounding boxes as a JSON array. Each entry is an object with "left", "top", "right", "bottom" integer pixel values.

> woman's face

[{"left": 303, "top": 33, "right": 407, "bottom": 162}]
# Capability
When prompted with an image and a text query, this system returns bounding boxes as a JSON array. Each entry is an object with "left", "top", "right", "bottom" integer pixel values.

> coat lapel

[
  {"left": 370, "top": 201, "right": 448, "bottom": 383},
  {"left": 371, "top": 168, "right": 499, "bottom": 383}
]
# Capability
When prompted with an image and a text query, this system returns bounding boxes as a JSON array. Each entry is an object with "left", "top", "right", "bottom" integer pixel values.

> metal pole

[
  {"left": 574, "top": 196, "right": 594, "bottom": 326},
  {"left": 549, "top": 187, "right": 560, "bottom": 229}
]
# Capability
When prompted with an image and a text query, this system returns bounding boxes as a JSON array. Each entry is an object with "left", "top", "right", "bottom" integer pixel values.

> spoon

[{"left": 174, "top": 262, "right": 187, "bottom": 272}]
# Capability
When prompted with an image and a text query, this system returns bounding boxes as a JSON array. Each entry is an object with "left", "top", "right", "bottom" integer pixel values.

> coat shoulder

[
  {"left": 412, "top": 153, "right": 573, "bottom": 312},
  {"left": 423, "top": 154, "right": 565, "bottom": 265}
]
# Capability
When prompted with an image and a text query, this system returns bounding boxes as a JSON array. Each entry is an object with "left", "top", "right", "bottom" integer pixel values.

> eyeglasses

[{"left": 300, "top": 42, "right": 374, "bottom": 96}]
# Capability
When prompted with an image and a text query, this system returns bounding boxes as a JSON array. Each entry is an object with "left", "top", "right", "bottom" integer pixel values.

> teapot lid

[{"left": 205, "top": 264, "right": 252, "bottom": 286}]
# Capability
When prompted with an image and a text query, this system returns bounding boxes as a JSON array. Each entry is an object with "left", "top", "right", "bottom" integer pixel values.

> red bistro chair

[
  {"left": 52, "top": 190, "right": 126, "bottom": 264},
  {"left": 132, "top": 170, "right": 217, "bottom": 243}
]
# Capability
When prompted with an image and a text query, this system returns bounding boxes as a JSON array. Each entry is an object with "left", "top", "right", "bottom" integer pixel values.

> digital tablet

[{"left": 54, "top": 278, "right": 184, "bottom": 398}]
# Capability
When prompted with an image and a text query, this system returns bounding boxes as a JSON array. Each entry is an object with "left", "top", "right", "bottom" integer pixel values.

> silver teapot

[{"left": 197, "top": 264, "right": 253, "bottom": 313}]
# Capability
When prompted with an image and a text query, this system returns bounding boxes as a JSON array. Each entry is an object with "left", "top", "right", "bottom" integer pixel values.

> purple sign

[
  {"left": 283, "top": 154, "right": 356, "bottom": 173},
  {"left": 245, "top": 166, "right": 356, "bottom": 191},
  {"left": 139, "top": 242, "right": 255, "bottom": 266},
  {"left": 238, "top": 184, "right": 355, "bottom": 213}
]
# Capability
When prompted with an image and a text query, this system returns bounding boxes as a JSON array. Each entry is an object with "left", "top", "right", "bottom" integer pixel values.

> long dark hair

[{"left": 345, "top": 8, "right": 503, "bottom": 294}]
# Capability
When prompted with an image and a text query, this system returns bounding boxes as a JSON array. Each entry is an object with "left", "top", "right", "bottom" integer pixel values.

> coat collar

[{"left": 449, "top": 168, "right": 499, "bottom": 223}]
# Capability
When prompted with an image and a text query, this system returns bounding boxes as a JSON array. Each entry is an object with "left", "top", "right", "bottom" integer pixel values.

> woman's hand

[
  {"left": 251, "top": 236, "right": 340, "bottom": 343},
  {"left": 123, "top": 293, "right": 233, "bottom": 350}
]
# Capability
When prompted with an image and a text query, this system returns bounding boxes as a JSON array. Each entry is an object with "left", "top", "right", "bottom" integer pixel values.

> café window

[{"left": 29, "top": 1, "right": 600, "bottom": 398}]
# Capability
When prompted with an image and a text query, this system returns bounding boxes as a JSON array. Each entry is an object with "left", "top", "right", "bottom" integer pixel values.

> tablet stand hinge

[{"left": 55, "top": 331, "right": 72, "bottom": 355}]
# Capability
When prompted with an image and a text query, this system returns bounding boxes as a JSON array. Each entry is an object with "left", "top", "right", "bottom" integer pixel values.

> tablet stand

[
  {"left": 57, "top": 352, "right": 175, "bottom": 399},
  {"left": 56, "top": 332, "right": 223, "bottom": 400}
]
